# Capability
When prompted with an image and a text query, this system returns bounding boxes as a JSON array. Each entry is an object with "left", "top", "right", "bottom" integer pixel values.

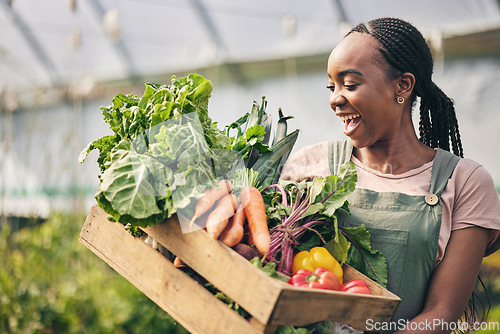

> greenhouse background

[
  {"left": 1, "top": 0, "right": 499, "bottom": 217},
  {"left": 1, "top": 0, "right": 500, "bottom": 332}
]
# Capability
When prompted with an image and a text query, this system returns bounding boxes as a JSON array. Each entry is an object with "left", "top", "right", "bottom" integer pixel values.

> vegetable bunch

[
  {"left": 185, "top": 179, "right": 271, "bottom": 258},
  {"left": 263, "top": 162, "right": 388, "bottom": 286}
]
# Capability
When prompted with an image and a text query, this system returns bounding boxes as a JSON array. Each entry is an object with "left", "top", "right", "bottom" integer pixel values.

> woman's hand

[{"left": 395, "top": 226, "right": 489, "bottom": 334}]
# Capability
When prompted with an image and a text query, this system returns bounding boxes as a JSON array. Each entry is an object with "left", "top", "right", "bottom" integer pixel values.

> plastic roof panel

[
  {"left": 114, "top": 0, "right": 216, "bottom": 74},
  {"left": 342, "top": 0, "right": 500, "bottom": 34},
  {"left": 0, "top": 0, "right": 499, "bottom": 93},
  {"left": 209, "top": 0, "right": 341, "bottom": 60}
]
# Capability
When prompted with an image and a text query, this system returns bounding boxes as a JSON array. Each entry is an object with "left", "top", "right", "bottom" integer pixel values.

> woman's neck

[{"left": 352, "top": 128, "right": 436, "bottom": 175}]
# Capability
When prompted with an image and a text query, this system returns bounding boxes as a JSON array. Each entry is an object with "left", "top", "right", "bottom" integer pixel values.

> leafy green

[
  {"left": 276, "top": 326, "right": 311, "bottom": 334},
  {"left": 326, "top": 223, "right": 350, "bottom": 265},
  {"left": 264, "top": 161, "right": 388, "bottom": 286},
  {"left": 80, "top": 73, "right": 299, "bottom": 229},
  {"left": 95, "top": 142, "right": 173, "bottom": 226},
  {"left": 79, "top": 74, "right": 217, "bottom": 173},
  {"left": 202, "top": 282, "right": 250, "bottom": 318},
  {"left": 316, "top": 161, "right": 357, "bottom": 217},
  {"left": 250, "top": 257, "right": 288, "bottom": 283},
  {"left": 80, "top": 74, "right": 228, "bottom": 227},
  {"left": 342, "top": 224, "right": 388, "bottom": 287},
  {"left": 0, "top": 213, "right": 188, "bottom": 333},
  {"left": 228, "top": 168, "right": 260, "bottom": 190},
  {"left": 225, "top": 97, "right": 299, "bottom": 190},
  {"left": 214, "top": 292, "right": 250, "bottom": 318}
]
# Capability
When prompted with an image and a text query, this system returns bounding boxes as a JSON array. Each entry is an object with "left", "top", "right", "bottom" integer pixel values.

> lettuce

[{"left": 80, "top": 74, "right": 229, "bottom": 227}]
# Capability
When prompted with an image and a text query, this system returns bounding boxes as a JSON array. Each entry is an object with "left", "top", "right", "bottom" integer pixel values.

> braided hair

[{"left": 347, "top": 17, "right": 464, "bottom": 158}]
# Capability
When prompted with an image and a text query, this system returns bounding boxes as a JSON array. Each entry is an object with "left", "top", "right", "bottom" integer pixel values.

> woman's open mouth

[{"left": 339, "top": 114, "right": 361, "bottom": 136}]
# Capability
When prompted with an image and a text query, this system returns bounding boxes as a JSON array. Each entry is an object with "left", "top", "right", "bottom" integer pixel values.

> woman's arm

[{"left": 394, "top": 226, "right": 489, "bottom": 334}]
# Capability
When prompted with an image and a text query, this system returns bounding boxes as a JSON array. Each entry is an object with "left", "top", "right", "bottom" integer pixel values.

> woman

[{"left": 281, "top": 17, "right": 500, "bottom": 333}]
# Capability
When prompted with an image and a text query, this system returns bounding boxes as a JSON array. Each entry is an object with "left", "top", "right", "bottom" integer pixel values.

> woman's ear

[{"left": 397, "top": 72, "right": 416, "bottom": 99}]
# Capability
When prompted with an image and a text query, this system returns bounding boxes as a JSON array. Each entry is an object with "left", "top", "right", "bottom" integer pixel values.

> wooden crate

[{"left": 80, "top": 205, "right": 400, "bottom": 333}]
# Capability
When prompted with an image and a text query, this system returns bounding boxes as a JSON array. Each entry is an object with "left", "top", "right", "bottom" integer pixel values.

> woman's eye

[{"left": 326, "top": 84, "right": 358, "bottom": 92}]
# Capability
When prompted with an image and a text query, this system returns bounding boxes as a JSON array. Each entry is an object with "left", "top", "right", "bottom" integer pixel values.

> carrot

[
  {"left": 206, "top": 193, "right": 238, "bottom": 240},
  {"left": 240, "top": 186, "right": 270, "bottom": 256},
  {"left": 219, "top": 204, "right": 246, "bottom": 247},
  {"left": 189, "top": 179, "right": 232, "bottom": 225}
]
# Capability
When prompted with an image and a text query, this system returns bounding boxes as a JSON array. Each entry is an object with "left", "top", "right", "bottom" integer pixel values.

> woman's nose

[{"left": 329, "top": 89, "right": 346, "bottom": 110}]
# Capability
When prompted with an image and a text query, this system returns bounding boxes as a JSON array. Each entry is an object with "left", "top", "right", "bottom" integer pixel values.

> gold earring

[{"left": 397, "top": 96, "right": 405, "bottom": 104}]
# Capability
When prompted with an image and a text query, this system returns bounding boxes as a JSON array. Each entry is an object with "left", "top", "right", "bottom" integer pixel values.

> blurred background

[{"left": 1, "top": 0, "right": 499, "bottom": 332}]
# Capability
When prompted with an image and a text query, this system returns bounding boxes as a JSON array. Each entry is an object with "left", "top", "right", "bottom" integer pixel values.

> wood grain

[{"left": 80, "top": 205, "right": 401, "bottom": 333}]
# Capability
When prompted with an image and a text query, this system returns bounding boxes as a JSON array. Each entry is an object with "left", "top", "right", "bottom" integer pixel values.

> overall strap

[
  {"left": 429, "top": 148, "right": 461, "bottom": 196},
  {"left": 328, "top": 139, "right": 353, "bottom": 175}
]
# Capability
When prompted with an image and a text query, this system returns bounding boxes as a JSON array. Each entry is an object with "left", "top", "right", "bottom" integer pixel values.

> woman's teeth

[{"left": 339, "top": 114, "right": 360, "bottom": 122}]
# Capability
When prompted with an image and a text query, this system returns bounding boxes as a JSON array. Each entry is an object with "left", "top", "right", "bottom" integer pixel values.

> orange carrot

[
  {"left": 240, "top": 186, "right": 270, "bottom": 255},
  {"left": 219, "top": 204, "right": 246, "bottom": 247},
  {"left": 190, "top": 179, "right": 232, "bottom": 225},
  {"left": 206, "top": 193, "right": 238, "bottom": 240}
]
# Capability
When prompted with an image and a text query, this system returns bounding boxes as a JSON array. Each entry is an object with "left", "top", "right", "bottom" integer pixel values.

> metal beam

[
  {"left": 87, "top": 0, "right": 136, "bottom": 79},
  {"left": 0, "top": 0, "right": 59, "bottom": 85},
  {"left": 331, "top": 0, "right": 349, "bottom": 25},
  {"left": 189, "top": 0, "right": 247, "bottom": 85}
]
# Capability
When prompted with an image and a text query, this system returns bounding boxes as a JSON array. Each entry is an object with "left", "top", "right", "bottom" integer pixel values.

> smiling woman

[{"left": 281, "top": 17, "right": 500, "bottom": 334}]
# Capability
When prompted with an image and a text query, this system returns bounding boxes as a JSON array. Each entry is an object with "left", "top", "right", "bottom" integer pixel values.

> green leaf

[
  {"left": 298, "top": 203, "right": 324, "bottom": 221},
  {"left": 327, "top": 219, "right": 351, "bottom": 264},
  {"left": 318, "top": 161, "right": 357, "bottom": 217},
  {"left": 310, "top": 177, "right": 326, "bottom": 203},
  {"left": 81, "top": 73, "right": 301, "bottom": 231},
  {"left": 229, "top": 168, "right": 259, "bottom": 189},
  {"left": 98, "top": 146, "right": 166, "bottom": 220},
  {"left": 245, "top": 124, "right": 266, "bottom": 142},
  {"left": 225, "top": 113, "right": 249, "bottom": 138},
  {"left": 342, "top": 225, "right": 388, "bottom": 287},
  {"left": 138, "top": 82, "right": 158, "bottom": 109},
  {"left": 78, "top": 135, "right": 118, "bottom": 171},
  {"left": 250, "top": 257, "right": 288, "bottom": 283},
  {"left": 186, "top": 74, "right": 212, "bottom": 102}
]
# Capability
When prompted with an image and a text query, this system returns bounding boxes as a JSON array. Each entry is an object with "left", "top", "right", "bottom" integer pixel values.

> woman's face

[{"left": 327, "top": 32, "right": 401, "bottom": 148}]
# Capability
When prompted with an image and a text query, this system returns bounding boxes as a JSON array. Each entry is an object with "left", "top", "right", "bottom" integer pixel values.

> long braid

[{"left": 348, "top": 18, "right": 464, "bottom": 158}]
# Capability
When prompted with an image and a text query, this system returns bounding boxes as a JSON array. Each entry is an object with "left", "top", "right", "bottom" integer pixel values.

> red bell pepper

[
  {"left": 288, "top": 268, "right": 341, "bottom": 291},
  {"left": 340, "top": 278, "right": 371, "bottom": 294}
]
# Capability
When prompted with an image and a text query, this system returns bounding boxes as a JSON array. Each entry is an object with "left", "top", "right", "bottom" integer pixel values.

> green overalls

[{"left": 328, "top": 140, "right": 460, "bottom": 325}]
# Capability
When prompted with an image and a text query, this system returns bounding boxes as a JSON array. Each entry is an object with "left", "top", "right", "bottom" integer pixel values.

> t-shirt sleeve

[
  {"left": 280, "top": 141, "right": 330, "bottom": 182},
  {"left": 452, "top": 162, "right": 500, "bottom": 256}
]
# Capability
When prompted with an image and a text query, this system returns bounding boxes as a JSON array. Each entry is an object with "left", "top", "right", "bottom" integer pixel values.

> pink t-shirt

[{"left": 281, "top": 141, "right": 500, "bottom": 265}]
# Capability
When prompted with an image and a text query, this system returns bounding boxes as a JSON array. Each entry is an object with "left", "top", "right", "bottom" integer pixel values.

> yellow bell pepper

[{"left": 291, "top": 247, "right": 343, "bottom": 284}]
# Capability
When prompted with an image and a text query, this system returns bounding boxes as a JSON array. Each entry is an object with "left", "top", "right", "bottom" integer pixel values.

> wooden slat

[
  {"left": 80, "top": 205, "right": 260, "bottom": 334},
  {"left": 81, "top": 205, "right": 401, "bottom": 332},
  {"left": 267, "top": 264, "right": 399, "bottom": 330},
  {"left": 270, "top": 286, "right": 398, "bottom": 330}
]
